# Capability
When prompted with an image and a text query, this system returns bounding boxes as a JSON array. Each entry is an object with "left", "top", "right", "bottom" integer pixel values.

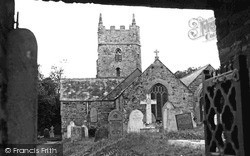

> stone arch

[{"left": 145, "top": 79, "right": 171, "bottom": 94}]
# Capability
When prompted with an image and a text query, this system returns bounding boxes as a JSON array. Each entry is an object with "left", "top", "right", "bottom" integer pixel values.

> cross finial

[{"left": 154, "top": 49, "right": 159, "bottom": 60}]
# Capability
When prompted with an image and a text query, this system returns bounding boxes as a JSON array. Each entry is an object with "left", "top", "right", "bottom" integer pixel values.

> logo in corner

[{"left": 188, "top": 17, "right": 216, "bottom": 41}]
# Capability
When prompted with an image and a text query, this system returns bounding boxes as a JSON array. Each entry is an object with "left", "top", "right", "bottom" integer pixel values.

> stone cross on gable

[
  {"left": 154, "top": 49, "right": 159, "bottom": 59},
  {"left": 140, "top": 94, "right": 157, "bottom": 124}
]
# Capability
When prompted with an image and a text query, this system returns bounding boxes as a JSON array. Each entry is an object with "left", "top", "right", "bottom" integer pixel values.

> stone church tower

[{"left": 96, "top": 14, "right": 141, "bottom": 78}]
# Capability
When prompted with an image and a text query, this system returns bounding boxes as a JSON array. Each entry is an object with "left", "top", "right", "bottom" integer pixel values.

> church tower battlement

[{"left": 96, "top": 13, "right": 142, "bottom": 78}]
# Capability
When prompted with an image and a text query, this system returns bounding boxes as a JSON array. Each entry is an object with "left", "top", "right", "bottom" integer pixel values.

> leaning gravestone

[
  {"left": 108, "top": 109, "right": 123, "bottom": 139},
  {"left": 94, "top": 126, "right": 109, "bottom": 142},
  {"left": 127, "top": 109, "right": 144, "bottom": 133},
  {"left": 71, "top": 126, "right": 82, "bottom": 142},
  {"left": 90, "top": 107, "right": 98, "bottom": 123},
  {"left": 175, "top": 112, "right": 193, "bottom": 130}
]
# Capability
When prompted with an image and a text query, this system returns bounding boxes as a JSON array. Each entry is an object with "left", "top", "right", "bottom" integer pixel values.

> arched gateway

[{"left": 150, "top": 83, "right": 168, "bottom": 122}]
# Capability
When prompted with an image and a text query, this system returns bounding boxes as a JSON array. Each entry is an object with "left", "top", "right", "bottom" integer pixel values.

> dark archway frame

[{"left": 0, "top": 0, "right": 250, "bottom": 155}]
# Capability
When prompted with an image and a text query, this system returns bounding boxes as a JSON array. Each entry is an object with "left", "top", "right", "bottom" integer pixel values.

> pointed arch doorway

[{"left": 150, "top": 83, "right": 168, "bottom": 122}]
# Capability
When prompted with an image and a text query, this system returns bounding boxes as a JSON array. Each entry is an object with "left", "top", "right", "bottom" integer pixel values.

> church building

[{"left": 60, "top": 14, "right": 213, "bottom": 137}]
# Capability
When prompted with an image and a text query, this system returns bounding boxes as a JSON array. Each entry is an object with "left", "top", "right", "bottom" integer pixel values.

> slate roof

[
  {"left": 102, "top": 68, "right": 142, "bottom": 100},
  {"left": 60, "top": 78, "right": 123, "bottom": 101},
  {"left": 180, "top": 64, "right": 210, "bottom": 87}
]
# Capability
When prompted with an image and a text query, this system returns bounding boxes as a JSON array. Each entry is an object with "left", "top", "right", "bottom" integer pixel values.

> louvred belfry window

[{"left": 115, "top": 48, "right": 122, "bottom": 62}]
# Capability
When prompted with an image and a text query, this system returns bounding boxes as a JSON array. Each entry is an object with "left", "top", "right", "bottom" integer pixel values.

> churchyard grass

[
  {"left": 63, "top": 128, "right": 205, "bottom": 156},
  {"left": 165, "top": 126, "right": 204, "bottom": 140}
]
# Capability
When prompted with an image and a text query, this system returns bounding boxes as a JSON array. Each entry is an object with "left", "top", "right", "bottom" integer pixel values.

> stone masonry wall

[
  {"left": 97, "top": 44, "right": 141, "bottom": 78},
  {"left": 97, "top": 24, "right": 141, "bottom": 78},
  {"left": 121, "top": 59, "right": 195, "bottom": 123},
  {"left": 215, "top": 6, "right": 250, "bottom": 70},
  {"left": 61, "top": 101, "right": 88, "bottom": 132},
  {"left": 188, "top": 65, "right": 215, "bottom": 93},
  {"left": 61, "top": 100, "right": 116, "bottom": 134}
]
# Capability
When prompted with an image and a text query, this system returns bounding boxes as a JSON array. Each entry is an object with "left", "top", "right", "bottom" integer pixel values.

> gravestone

[
  {"left": 175, "top": 112, "right": 193, "bottom": 130},
  {"left": 94, "top": 126, "right": 109, "bottom": 142},
  {"left": 71, "top": 126, "right": 82, "bottom": 142},
  {"left": 140, "top": 94, "right": 156, "bottom": 124},
  {"left": 49, "top": 126, "right": 54, "bottom": 138},
  {"left": 44, "top": 128, "right": 49, "bottom": 138},
  {"left": 108, "top": 110, "right": 123, "bottom": 139},
  {"left": 81, "top": 124, "right": 89, "bottom": 138},
  {"left": 67, "top": 121, "right": 75, "bottom": 138},
  {"left": 162, "top": 102, "right": 178, "bottom": 132},
  {"left": 90, "top": 107, "right": 98, "bottom": 123},
  {"left": 127, "top": 109, "right": 144, "bottom": 133}
]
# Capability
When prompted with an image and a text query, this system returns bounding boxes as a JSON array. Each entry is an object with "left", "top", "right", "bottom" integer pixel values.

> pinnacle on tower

[
  {"left": 99, "top": 13, "right": 103, "bottom": 25},
  {"left": 132, "top": 14, "right": 136, "bottom": 25}
]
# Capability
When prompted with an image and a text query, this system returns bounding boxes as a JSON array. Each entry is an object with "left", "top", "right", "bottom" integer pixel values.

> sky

[{"left": 15, "top": 0, "right": 220, "bottom": 78}]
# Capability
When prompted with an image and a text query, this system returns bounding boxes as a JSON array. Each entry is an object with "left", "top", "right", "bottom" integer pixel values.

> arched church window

[
  {"left": 116, "top": 67, "right": 121, "bottom": 77},
  {"left": 115, "top": 48, "right": 122, "bottom": 62},
  {"left": 150, "top": 83, "right": 168, "bottom": 122}
]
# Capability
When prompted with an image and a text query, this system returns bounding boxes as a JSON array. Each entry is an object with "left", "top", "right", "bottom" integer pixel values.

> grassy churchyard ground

[{"left": 62, "top": 126, "right": 205, "bottom": 156}]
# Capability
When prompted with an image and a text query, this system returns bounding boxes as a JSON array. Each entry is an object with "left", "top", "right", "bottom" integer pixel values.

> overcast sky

[{"left": 15, "top": 0, "right": 220, "bottom": 78}]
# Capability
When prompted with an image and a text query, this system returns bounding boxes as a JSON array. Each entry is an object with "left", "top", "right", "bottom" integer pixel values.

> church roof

[
  {"left": 180, "top": 64, "right": 211, "bottom": 87},
  {"left": 102, "top": 68, "right": 142, "bottom": 100},
  {"left": 60, "top": 78, "right": 123, "bottom": 101}
]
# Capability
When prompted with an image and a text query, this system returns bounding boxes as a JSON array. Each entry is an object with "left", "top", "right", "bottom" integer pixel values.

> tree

[
  {"left": 175, "top": 67, "right": 199, "bottom": 79},
  {"left": 37, "top": 65, "right": 65, "bottom": 136}
]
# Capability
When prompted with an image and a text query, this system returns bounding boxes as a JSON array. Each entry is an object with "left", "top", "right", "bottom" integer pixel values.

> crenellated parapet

[
  {"left": 96, "top": 13, "right": 142, "bottom": 78},
  {"left": 98, "top": 14, "right": 140, "bottom": 45}
]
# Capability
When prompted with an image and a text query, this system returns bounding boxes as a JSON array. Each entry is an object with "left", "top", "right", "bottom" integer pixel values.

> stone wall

[
  {"left": 61, "top": 101, "right": 88, "bottom": 131},
  {"left": 121, "top": 59, "right": 195, "bottom": 123},
  {"left": 97, "top": 23, "right": 141, "bottom": 78},
  {"left": 188, "top": 65, "right": 214, "bottom": 93},
  {"left": 61, "top": 100, "right": 116, "bottom": 135},
  {"left": 215, "top": 5, "right": 250, "bottom": 69}
]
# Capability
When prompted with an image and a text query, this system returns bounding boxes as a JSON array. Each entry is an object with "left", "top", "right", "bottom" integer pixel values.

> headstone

[
  {"left": 162, "top": 102, "right": 178, "bottom": 132},
  {"left": 90, "top": 108, "right": 98, "bottom": 122},
  {"left": 67, "top": 121, "right": 75, "bottom": 138},
  {"left": 108, "top": 110, "right": 123, "bottom": 139},
  {"left": 81, "top": 124, "right": 89, "bottom": 138},
  {"left": 140, "top": 94, "right": 156, "bottom": 124},
  {"left": 94, "top": 126, "right": 109, "bottom": 142},
  {"left": 71, "top": 126, "right": 82, "bottom": 142},
  {"left": 175, "top": 112, "right": 194, "bottom": 130},
  {"left": 127, "top": 109, "right": 144, "bottom": 133},
  {"left": 49, "top": 126, "right": 54, "bottom": 138},
  {"left": 44, "top": 128, "right": 49, "bottom": 138}
]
